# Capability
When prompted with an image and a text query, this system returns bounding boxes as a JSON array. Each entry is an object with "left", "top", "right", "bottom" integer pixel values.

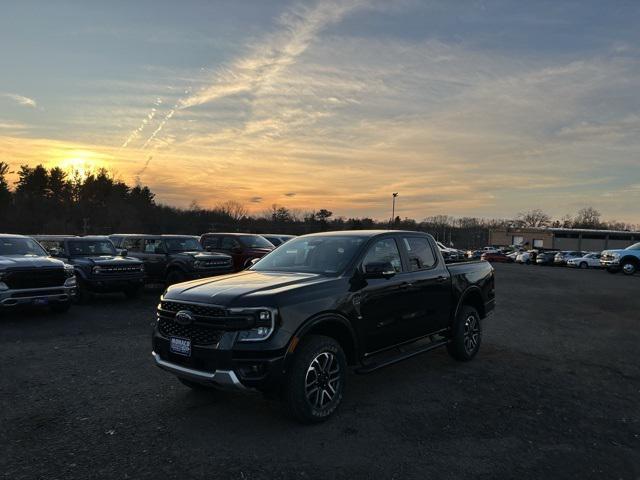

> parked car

[
  {"left": 567, "top": 252, "right": 602, "bottom": 269},
  {"left": 261, "top": 234, "right": 296, "bottom": 247},
  {"left": 0, "top": 234, "right": 75, "bottom": 312},
  {"left": 554, "top": 251, "right": 586, "bottom": 266},
  {"left": 535, "top": 250, "right": 560, "bottom": 266},
  {"left": 481, "top": 251, "right": 512, "bottom": 263},
  {"left": 152, "top": 230, "right": 495, "bottom": 423},
  {"left": 436, "top": 241, "right": 460, "bottom": 262},
  {"left": 466, "top": 250, "right": 483, "bottom": 260},
  {"left": 110, "top": 234, "right": 234, "bottom": 285},
  {"left": 481, "top": 246, "right": 501, "bottom": 254},
  {"left": 601, "top": 242, "right": 640, "bottom": 275},
  {"left": 516, "top": 250, "right": 538, "bottom": 264},
  {"left": 200, "top": 233, "right": 275, "bottom": 271},
  {"left": 35, "top": 236, "right": 145, "bottom": 300}
]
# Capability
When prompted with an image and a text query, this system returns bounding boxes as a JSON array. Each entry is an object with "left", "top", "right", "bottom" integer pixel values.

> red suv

[{"left": 199, "top": 233, "right": 275, "bottom": 271}]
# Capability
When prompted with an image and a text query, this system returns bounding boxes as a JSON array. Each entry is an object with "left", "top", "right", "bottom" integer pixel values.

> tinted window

[
  {"left": 221, "top": 237, "right": 240, "bottom": 250},
  {"left": 38, "top": 239, "right": 65, "bottom": 254},
  {"left": 202, "top": 236, "right": 219, "bottom": 249},
  {"left": 0, "top": 237, "right": 48, "bottom": 256},
  {"left": 403, "top": 237, "right": 436, "bottom": 271},
  {"left": 123, "top": 238, "right": 142, "bottom": 252},
  {"left": 68, "top": 240, "right": 116, "bottom": 256},
  {"left": 143, "top": 239, "right": 165, "bottom": 253},
  {"left": 264, "top": 236, "right": 282, "bottom": 246},
  {"left": 164, "top": 237, "right": 202, "bottom": 252},
  {"left": 238, "top": 235, "right": 273, "bottom": 248},
  {"left": 252, "top": 235, "right": 365, "bottom": 274},
  {"left": 362, "top": 238, "right": 402, "bottom": 273}
]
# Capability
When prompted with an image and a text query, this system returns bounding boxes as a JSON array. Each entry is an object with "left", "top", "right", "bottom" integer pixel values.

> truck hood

[
  {"left": 0, "top": 255, "right": 65, "bottom": 270},
  {"left": 164, "top": 270, "right": 330, "bottom": 305},
  {"left": 71, "top": 256, "right": 143, "bottom": 266},
  {"left": 173, "top": 251, "right": 231, "bottom": 261}
]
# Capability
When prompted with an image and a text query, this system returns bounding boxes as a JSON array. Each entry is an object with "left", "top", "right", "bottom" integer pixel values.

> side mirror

[
  {"left": 120, "top": 249, "right": 128, "bottom": 257},
  {"left": 363, "top": 261, "right": 396, "bottom": 279}
]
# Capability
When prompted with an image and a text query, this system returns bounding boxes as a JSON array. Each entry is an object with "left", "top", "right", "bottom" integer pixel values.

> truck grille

[
  {"left": 157, "top": 316, "right": 223, "bottom": 346},
  {"left": 159, "top": 300, "right": 225, "bottom": 318},
  {"left": 95, "top": 265, "right": 142, "bottom": 275},
  {"left": 3, "top": 268, "right": 66, "bottom": 289}
]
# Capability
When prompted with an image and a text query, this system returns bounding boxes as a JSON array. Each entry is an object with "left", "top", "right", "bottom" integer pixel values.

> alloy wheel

[
  {"left": 622, "top": 262, "right": 636, "bottom": 275},
  {"left": 305, "top": 351, "right": 341, "bottom": 410},
  {"left": 463, "top": 314, "right": 480, "bottom": 354}
]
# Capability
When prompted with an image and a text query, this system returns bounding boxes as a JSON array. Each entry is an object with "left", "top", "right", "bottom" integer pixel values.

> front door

[
  {"left": 141, "top": 239, "right": 168, "bottom": 280},
  {"left": 357, "top": 237, "right": 421, "bottom": 354}
]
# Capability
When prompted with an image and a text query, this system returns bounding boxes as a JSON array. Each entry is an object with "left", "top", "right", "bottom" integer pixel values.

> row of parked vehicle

[
  {"left": 0, "top": 232, "right": 296, "bottom": 313},
  {"left": 472, "top": 243, "right": 640, "bottom": 276}
]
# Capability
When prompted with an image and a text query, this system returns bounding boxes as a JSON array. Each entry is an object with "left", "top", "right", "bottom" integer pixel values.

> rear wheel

[
  {"left": 283, "top": 335, "right": 346, "bottom": 424},
  {"left": 447, "top": 305, "right": 482, "bottom": 361},
  {"left": 579, "top": 262, "right": 588, "bottom": 269}
]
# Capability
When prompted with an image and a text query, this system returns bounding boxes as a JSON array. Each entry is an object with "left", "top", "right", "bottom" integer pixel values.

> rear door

[{"left": 398, "top": 235, "right": 452, "bottom": 333}]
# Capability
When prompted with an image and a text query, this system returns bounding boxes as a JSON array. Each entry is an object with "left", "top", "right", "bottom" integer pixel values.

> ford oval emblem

[{"left": 174, "top": 310, "right": 194, "bottom": 325}]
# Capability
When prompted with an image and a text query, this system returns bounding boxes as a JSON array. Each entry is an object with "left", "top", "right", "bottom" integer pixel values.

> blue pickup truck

[{"left": 600, "top": 242, "right": 640, "bottom": 275}]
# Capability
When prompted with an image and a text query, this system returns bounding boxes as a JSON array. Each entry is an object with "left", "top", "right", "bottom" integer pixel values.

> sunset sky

[{"left": 1, "top": 0, "right": 639, "bottom": 222}]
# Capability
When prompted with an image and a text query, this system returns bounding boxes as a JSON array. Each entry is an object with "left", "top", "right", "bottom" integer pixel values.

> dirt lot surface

[{"left": 1, "top": 264, "right": 638, "bottom": 479}]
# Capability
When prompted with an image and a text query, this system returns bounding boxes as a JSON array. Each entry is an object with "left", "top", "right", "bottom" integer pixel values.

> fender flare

[
  {"left": 283, "top": 311, "right": 360, "bottom": 369},
  {"left": 452, "top": 285, "right": 484, "bottom": 322}
]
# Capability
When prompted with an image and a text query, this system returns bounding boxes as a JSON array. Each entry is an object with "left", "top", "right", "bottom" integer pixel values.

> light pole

[{"left": 391, "top": 192, "right": 398, "bottom": 224}]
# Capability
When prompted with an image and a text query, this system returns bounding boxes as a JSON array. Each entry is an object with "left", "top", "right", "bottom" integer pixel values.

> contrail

[
  {"left": 121, "top": 97, "right": 162, "bottom": 148},
  {"left": 136, "top": 156, "right": 153, "bottom": 176}
]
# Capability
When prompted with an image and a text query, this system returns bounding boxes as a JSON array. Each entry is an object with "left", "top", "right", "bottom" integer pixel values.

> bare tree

[
  {"left": 572, "top": 207, "right": 602, "bottom": 229},
  {"left": 515, "top": 209, "right": 551, "bottom": 227},
  {"left": 218, "top": 200, "right": 248, "bottom": 222}
]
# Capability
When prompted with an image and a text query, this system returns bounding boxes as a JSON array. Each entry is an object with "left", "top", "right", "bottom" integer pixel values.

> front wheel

[
  {"left": 579, "top": 262, "right": 588, "bottom": 269},
  {"left": 621, "top": 260, "right": 637, "bottom": 276},
  {"left": 283, "top": 335, "right": 347, "bottom": 424},
  {"left": 447, "top": 305, "right": 482, "bottom": 361}
]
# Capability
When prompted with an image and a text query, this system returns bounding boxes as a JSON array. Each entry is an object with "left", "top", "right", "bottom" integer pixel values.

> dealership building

[{"left": 489, "top": 227, "right": 640, "bottom": 251}]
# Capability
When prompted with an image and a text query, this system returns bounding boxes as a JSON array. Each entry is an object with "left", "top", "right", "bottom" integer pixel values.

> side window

[
  {"left": 40, "top": 239, "right": 65, "bottom": 254},
  {"left": 221, "top": 237, "right": 240, "bottom": 250},
  {"left": 362, "top": 238, "right": 402, "bottom": 273},
  {"left": 203, "top": 236, "right": 219, "bottom": 249},
  {"left": 403, "top": 237, "right": 436, "bottom": 271},
  {"left": 143, "top": 239, "right": 164, "bottom": 253},
  {"left": 123, "top": 238, "right": 142, "bottom": 252}
]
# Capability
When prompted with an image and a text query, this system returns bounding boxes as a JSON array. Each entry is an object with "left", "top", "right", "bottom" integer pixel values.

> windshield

[
  {"left": 625, "top": 242, "right": 640, "bottom": 250},
  {"left": 251, "top": 235, "right": 366, "bottom": 274},
  {"left": 165, "top": 237, "right": 202, "bottom": 252},
  {"left": 68, "top": 240, "right": 116, "bottom": 256},
  {"left": 239, "top": 235, "right": 274, "bottom": 249},
  {"left": 0, "top": 237, "right": 48, "bottom": 256}
]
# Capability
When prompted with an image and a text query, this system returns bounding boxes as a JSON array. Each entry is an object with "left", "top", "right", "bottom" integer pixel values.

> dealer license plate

[
  {"left": 32, "top": 298, "right": 49, "bottom": 306},
  {"left": 170, "top": 337, "right": 191, "bottom": 357}
]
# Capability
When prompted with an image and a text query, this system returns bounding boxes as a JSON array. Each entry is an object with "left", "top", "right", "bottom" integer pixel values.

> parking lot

[{"left": 1, "top": 264, "right": 639, "bottom": 480}]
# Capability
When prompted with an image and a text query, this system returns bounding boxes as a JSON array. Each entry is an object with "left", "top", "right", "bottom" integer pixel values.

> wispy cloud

[
  {"left": 2, "top": 93, "right": 37, "bottom": 108},
  {"left": 121, "top": 97, "right": 162, "bottom": 147}
]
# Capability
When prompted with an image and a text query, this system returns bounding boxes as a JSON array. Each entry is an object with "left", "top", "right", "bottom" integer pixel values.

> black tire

[
  {"left": 447, "top": 305, "right": 482, "bottom": 361},
  {"left": 283, "top": 335, "right": 347, "bottom": 424},
  {"left": 124, "top": 286, "right": 141, "bottom": 299},
  {"left": 579, "top": 262, "right": 588, "bottom": 269},
  {"left": 51, "top": 301, "right": 72, "bottom": 313},
  {"left": 621, "top": 259, "right": 637, "bottom": 276},
  {"left": 178, "top": 377, "right": 215, "bottom": 391},
  {"left": 166, "top": 269, "right": 186, "bottom": 285}
]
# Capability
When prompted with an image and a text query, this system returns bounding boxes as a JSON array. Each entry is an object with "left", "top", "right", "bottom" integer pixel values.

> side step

[{"left": 355, "top": 338, "right": 449, "bottom": 374}]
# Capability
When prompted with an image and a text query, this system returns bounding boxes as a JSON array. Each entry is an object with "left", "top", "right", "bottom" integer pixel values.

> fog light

[{"left": 0, "top": 282, "right": 8, "bottom": 291}]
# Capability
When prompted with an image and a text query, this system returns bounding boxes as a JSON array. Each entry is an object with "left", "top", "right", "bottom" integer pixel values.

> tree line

[{"left": 0, "top": 163, "right": 636, "bottom": 249}]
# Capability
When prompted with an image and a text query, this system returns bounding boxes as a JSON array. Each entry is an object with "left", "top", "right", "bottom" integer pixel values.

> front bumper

[
  {"left": 84, "top": 275, "right": 144, "bottom": 292},
  {"left": 600, "top": 258, "right": 620, "bottom": 267},
  {"left": 152, "top": 330, "right": 285, "bottom": 391},
  {"left": 0, "top": 285, "right": 75, "bottom": 307}
]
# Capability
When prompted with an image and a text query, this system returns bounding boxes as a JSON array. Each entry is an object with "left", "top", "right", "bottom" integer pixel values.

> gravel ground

[{"left": 1, "top": 264, "right": 639, "bottom": 479}]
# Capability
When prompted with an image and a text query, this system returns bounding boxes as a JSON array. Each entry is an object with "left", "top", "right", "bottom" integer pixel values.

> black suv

[
  {"left": 36, "top": 236, "right": 144, "bottom": 300},
  {"left": 0, "top": 234, "right": 75, "bottom": 312},
  {"left": 110, "top": 234, "right": 233, "bottom": 285},
  {"left": 153, "top": 230, "right": 495, "bottom": 423}
]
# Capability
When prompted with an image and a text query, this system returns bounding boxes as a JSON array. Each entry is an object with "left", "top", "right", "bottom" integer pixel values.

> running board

[{"left": 355, "top": 338, "right": 449, "bottom": 374}]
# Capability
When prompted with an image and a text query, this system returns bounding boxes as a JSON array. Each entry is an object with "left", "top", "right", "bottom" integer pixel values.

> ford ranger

[
  {"left": 0, "top": 234, "right": 75, "bottom": 312},
  {"left": 152, "top": 230, "right": 495, "bottom": 423}
]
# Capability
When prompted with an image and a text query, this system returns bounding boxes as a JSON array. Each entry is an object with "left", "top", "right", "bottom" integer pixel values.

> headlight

[
  {"left": 64, "top": 265, "right": 75, "bottom": 278},
  {"left": 232, "top": 307, "right": 277, "bottom": 342},
  {"left": 0, "top": 281, "right": 7, "bottom": 291},
  {"left": 92, "top": 266, "right": 102, "bottom": 274},
  {"left": 612, "top": 252, "right": 621, "bottom": 258}
]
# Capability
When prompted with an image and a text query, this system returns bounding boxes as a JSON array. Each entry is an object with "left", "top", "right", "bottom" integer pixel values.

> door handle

[
  {"left": 436, "top": 276, "right": 447, "bottom": 283},
  {"left": 399, "top": 282, "right": 413, "bottom": 289}
]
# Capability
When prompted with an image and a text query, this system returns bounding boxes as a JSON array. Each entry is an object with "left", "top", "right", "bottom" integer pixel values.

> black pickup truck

[
  {"left": 109, "top": 234, "right": 233, "bottom": 285},
  {"left": 36, "top": 236, "right": 145, "bottom": 300},
  {"left": 0, "top": 234, "right": 76, "bottom": 312},
  {"left": 152, "top": 230, "right": 495, "bottom": 423}
]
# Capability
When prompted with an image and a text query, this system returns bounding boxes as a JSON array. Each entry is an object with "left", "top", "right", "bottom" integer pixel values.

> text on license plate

[
  {"left": 169, "top": 337, "right": 191, "bottom": 356},
  {"left": 33, "top": 298, "right": 49, "bottom": 306}
]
